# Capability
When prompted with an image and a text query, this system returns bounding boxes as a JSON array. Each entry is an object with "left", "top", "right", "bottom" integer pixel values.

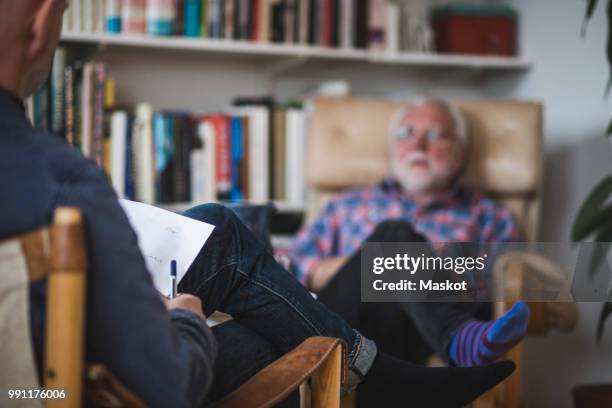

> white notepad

[{"left": 119, "top": 199, "right": 215, "bottom": 296}]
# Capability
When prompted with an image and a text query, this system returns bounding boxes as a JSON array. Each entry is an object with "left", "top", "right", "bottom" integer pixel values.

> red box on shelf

[{"left": 430, "top": 4, "right": 518, "bottom": 56}]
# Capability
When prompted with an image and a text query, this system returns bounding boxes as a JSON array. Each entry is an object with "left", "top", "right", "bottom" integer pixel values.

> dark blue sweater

[{"left": 0, "top": 88, "right": 217, "bottom": 407}]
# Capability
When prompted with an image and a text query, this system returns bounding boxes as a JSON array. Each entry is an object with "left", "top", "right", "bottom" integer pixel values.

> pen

[{"left": 170, "top": 259, "right": 177, "bottom": 299}]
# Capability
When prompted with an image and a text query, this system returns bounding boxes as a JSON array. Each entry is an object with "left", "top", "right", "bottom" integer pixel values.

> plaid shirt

[{"left": 289, "top": 178, "right": 521, "bottom": 284}]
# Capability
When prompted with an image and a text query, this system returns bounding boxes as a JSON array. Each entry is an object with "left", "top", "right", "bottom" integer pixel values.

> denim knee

[
  {"left": 370, "top": 219, "right": 427, "bottom": 242},
  {"left": 183, "top": 203, "right": 238, "bottom": 230}
]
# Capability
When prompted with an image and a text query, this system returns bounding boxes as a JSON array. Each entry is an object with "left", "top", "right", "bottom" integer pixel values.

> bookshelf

[{"left": 60, "top": 32, "right": 531, "bottom": 70}]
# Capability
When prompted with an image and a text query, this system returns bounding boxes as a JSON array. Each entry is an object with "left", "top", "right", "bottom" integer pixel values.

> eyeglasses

[{"left": 393, "top": 125, "right": 456, "bottom": 145}]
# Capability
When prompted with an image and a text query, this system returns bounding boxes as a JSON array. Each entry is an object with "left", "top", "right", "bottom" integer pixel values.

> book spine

[
  {"left": 72, "top": 0, "right": 83, "bottom": 32},
  {"left": 298, "top": 0, "right": 308, "bottom": 44},
  {"left": 80, "top": 63, "right": 95, "bottom": 158},
  {"left": 271, "top": 0, "right": 284, "bottom": 43},
  {"left": 147, "top": 0, "right": 176, "bottom": 36},
  {"left": 251, "top": 0, "right": 260, "bottom": 41},
  {"left": 258, "top": 0, "right": 269, "bottom": 42},
  {"left": 354, "top": 0, "right": 367, "bottom": 48},
  {"left": 214, "top": 116, "right": 232, "bottom": 200},
  {"left": 94, "top": 0, "right": 106, "bottom": 33},
  {"left": 339, "top": 0, "right": 352, "bottom": 48},
  {"left": 208, "top": 0, "right": 220, "bottom": 38},
  {"left": 125, "top": 117, "right": 136, "bottom": 200},
  {"left": 133, "top": 103, "right": 156, "bottom": 204},
  {"left": 200, "top": 0, "right": 208, "bottom": 37},
  {"left": 367, "top": 0, "right": 386, "bottom": 50},
  {"left": 285, "top": 0, "right": 297, "bottom": 43},
  {"left": 237, "top": 0, "right": 249, "bottom": 40},
  {"left": 92, "top": 64, "right": 106, "bottom": 167},
  {"left": 386, "top": 1, "right": 398, "bottom": 54},
  {"left": 184, "top": 0, "right": 202, "bottom": 37},
  {"left": 83, "top": 0, "right": 94, "bottom": 32},
  {"left": 230, "top": 116, "right": 244, "bottom": 201},
  {"left": 190, "top": 127, "right": 206, "bottom": 203},
  {"left": 224, "top": 0, "right": 235, "bottom": 39},
  {"left": 153, "top": 113, "right": 174, "bottom": 203},
  {"left": 64, "top": 66, "right": 75, "bottom": 146},
  {"left": 201, "top": 121, "right": 217, "bottom": 202},
  {"left": 63, "top": 1, "right": 74, "bottom": 33},
  {"left": 106, "top": 0, "right": 123, "bottom": 33},
  {"left": 175, "top": 0, "right": 185, "bottom": 35},
  {"left": 110, "top": 111, "right": 128, "bottom": 198},
  {"left": 122, "top": 0, "right": 146, "bottom": 34},
  {"left": 285, "top": 108, "right": 306, "bottom": 204},
  {"left": 273, "top": 108, "right": 285, "bottom": 200},
  {"left": 51, "top": 47, "right": 67, "bottom": 137}
]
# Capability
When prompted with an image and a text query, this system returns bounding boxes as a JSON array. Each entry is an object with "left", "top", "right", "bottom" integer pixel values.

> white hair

[{"left": 388, "top": 97, "right": 468, "bottom": 145}]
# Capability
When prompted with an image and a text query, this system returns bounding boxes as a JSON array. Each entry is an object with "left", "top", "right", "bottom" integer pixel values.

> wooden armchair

[
  {"left": 304, "top": 96, "right": 579, "bottom": 408},
  {"left": 0, "top": 207, "right": 346, "bottom": 408}
]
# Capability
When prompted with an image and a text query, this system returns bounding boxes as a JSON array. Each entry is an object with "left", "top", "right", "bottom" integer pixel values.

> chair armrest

[
  {"left": 494, "top": 253, "right": 578, "bottom": 334},
  {"left": 86, "top": 364, "right": 145, "bottom": 408},
  {"left": 211, "top": 337, "right": 347, "bottom": 408}
]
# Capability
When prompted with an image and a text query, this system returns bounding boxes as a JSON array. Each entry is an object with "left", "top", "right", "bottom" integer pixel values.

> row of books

[
  {"left": 62, "top": 0, "right": 406, "bottom": 51},
  {"left": 27, "top": 49, "right": 308, "bottom": 206}
]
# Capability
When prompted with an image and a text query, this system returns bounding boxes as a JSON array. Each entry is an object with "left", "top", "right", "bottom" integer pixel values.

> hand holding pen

[{"left": 163, "top": 259, "right": 206, "bottom": 320}]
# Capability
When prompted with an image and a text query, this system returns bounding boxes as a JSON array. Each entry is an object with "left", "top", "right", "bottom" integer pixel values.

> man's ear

[{"left": 27, "top": 0, "right": 66, "bottom": 62}]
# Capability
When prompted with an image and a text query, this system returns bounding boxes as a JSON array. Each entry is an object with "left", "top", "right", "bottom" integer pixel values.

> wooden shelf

[{"left": 61, "top": 32, "right": 531, "bottom": 70}]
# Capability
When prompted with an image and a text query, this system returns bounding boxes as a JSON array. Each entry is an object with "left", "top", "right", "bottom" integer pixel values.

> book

[
  {"left": 232, "top": 96, "right": 275, "bottom": 202},
  {"left": 210, "top": 115, "right": 231, "bottom": 200},
  {"left": 106, "top": 0, "right": 122, "bottom": 32},
  {"left": 368, "top": 0, "right": 386, "bottom": 50},
  {"left": 285, "top": 107, "right": 306, "bottom": 204},
  {"left": 133, "top": 103, "right": 156, "bottom": 204},
  {"left": 386, "top": 1, "right": 398, "bottom": 54},
  {"left": 50, "top": 48, "right": 67, "bottom": 136},
  {"left": 196, "top": 119, "right": 217, "bottom": 202},
  {"left": 273, "top": 108, "right": 286, "bottom": 200},
  {"left": 147, "top": 0, "right": 176, "bottom": 36},
  {"left": 153, "top": 112, "right": 174, "bottom": 203},
  {"left": 339, "top": 0, "right": 353, "bottom": 48},
  {"left": 298, "top": 0, "right": 310, "bottom": 44},
  {"left": 122, "top": 0, "right": 146, "bottom": 34},
  {"left": 224, "top": 0, "right": 235, "bottom": 39},
  {"left": 125, "top": 116, "right": 136, "bottom": 200},
  {"left": 354, "top": 0, "right": 368, "bottom": 48},
  {"left": 230, "top": 116, "right": 244, "bottom": 201},
  {"left": 83, "top": 0, "right": 94, "bottom": 33},
  {"left": 64, "top": 65, "right": 76, "bottom": 145},
  {"left": 92, "top": 63, "right": 106, "bottom": 166},
  {"left": 110, "top": 111, "right": 128, "bottom": 198},
  {"left": 80, "top": 62, "right": 96, "bottom": 158},
  {"left": 184, "top": 0, "right": 202, "bottom": 37}
]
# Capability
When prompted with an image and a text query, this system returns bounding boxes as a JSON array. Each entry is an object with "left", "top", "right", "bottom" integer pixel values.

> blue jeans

[{"left": 179, "top": 204, "right": 376, "bottom": 404}]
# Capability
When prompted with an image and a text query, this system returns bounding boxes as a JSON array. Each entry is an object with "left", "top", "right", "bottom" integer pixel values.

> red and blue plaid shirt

[{"left": 289, "top": 178, "right": 521, "bottom": 284}]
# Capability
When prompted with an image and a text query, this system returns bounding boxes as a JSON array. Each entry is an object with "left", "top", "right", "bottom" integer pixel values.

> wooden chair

[{"left": 0, "top": 207, "right": 346, "bottom": 408}]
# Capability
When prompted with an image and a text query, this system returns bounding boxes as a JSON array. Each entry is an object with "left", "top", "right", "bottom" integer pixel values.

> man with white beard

[{"left": 289, "top": 99, "right": 530, "bottom": 391}]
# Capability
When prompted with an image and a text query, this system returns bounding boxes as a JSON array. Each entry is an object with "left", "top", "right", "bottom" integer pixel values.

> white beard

[{"left": 391, "top": 152, "right": 455, "bottom": 194}]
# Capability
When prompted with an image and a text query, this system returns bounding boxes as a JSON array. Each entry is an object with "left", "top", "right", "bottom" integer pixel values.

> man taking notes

[{"left": 0, "top": 1, "right": 514, "bottom": 406}]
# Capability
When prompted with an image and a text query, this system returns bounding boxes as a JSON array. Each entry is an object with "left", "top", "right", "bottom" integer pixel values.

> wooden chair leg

[
  {"left": 310, "top": 344, "right": 343, "bottom": 408},
  {"left": 46, "top": 208, "right": 87, "bottom": 408}
]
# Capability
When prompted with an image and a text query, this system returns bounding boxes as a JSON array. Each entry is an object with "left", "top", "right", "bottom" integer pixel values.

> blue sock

[{"left": 449, "top": 301, "right": 530, "bottom": 367}]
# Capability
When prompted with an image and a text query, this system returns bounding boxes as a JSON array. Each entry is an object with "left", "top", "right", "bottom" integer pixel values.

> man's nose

[{"left": 412, "top": 133, "right": 428, "bottom": 150}]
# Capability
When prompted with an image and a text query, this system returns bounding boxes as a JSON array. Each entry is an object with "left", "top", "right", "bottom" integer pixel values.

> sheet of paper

[{"left": 119, "top": 200, "right": 215, "bottom": 296}]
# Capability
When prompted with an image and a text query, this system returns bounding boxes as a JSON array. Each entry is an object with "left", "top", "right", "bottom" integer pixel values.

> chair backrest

[
  {"left": 0, "top": 208, "right": 87, "bottom": 408},
  {"left": 304, "top": 96, "right": 544, "bottom": 242}
]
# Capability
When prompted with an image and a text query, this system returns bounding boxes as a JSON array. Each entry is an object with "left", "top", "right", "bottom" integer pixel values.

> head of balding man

[
  {"left": 0, "top": 0, "right": 68, "bottom": 99},
  {"left": 389, "top": 99, "right": 467, "bottom": 197}
]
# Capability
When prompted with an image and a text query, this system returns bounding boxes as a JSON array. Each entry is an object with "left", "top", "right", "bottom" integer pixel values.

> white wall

[{"left": 95, "top": 0, "right": 612, "bottom": 406}]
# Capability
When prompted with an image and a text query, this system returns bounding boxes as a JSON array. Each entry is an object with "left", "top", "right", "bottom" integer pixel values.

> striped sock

[{"left": 449, "top": 301, "right": 530, "bottom": 367}]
